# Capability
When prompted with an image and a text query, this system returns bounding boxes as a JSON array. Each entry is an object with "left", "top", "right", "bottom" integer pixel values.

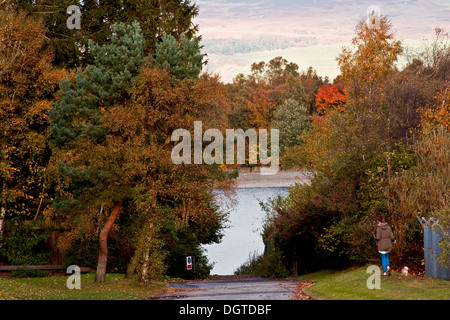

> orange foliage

[
  {"left": 314, "top": 83, "right": 347, "bottom": 114},
  {"left": 418, "top": 86, "right": 450, "bottom": 134},
  {"left": 247, "top": 85, "right": 277, "bottom": 128}
]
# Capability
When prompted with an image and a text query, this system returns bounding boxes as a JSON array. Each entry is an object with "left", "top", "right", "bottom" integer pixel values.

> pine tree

[
  {"left": 49, "top": 21, "right": 145, "bottom": 282},
  {"left": 155, "top": 33, "right": 205, "bottom": 80},
  {"left": 124, "top": 0, "right": 200, "bottom": 55},
  {"left": 9, "top": 0, "right": 200, "bottom": 69}
]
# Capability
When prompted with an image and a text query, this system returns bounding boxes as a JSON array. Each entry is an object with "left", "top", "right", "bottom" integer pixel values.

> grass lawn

[
  {"left": 299, "top": 266, "right": 450, "bottom": 300},
  {"left": 0, "top": 273, "right": 165, "bottom": 300}
]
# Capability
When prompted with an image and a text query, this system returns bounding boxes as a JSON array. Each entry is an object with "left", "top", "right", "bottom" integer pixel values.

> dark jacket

[{"left": 375, "top": 222, "right": 395, "bottom": 252}]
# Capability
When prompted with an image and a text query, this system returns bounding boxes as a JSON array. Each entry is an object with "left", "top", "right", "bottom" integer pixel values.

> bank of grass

[
  {"left": 299, "top": 266, "right": 450, "bottom": 300},
  {"left": 0, "top": 273, "right": 165, "bottom": 300}
]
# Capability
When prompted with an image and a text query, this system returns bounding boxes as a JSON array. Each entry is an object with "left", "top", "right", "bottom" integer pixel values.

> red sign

[{"left": 186, "top": 256, "right": 193, "bottom": 270}]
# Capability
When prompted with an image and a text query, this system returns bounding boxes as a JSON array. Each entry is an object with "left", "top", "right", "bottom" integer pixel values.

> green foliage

[
  {"left": 0, "top": 219, "right": 50, "bottom": 265},
  {"left": 384, "top": 127, "right": 450, "bottom": 267},
  {"left": 261, "top": 20, "right": 450, "bottom": 277},
  {"left": 50, "top": 21, "right": 145, "bottom": 148},
  {"left": 11, "top": 268, "right": 48, "bottom": 278},
  {"left": 123, "top": 0, "right": 200, "bottom": 55},
  {"left": 165, "top": 206, "right": 227, "bottom": 279},
  {"left": 155, "top": 34, "right": 205, "bottom": 80},
  {"left": 226, "top": 57, "right": 323, "bottom": 134},
  {"left": 234, "top": 251, "right": 289, "bottom": 279},
  {"left": 271, "top": 98, "right": 311, "bottom": 153},
  {"left": 358, "top": 144, "right": 417, "bottom": 216},
  {"left": 2, "top": 4, "right": 226, "bottom": 283},
  {"left": 10, "top": 0, "right": 200, "bottom": 69}
]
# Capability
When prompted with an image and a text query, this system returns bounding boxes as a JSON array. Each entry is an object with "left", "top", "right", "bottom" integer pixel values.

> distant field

[
  {"left": 300, "top": 266, "right": 450, "bottom": 300},
  {"left": 204, "top": 43, "right": 345, "bottom": 83},
  {"left": 203, "top": 39, "right": 425, "bottom": 84}
]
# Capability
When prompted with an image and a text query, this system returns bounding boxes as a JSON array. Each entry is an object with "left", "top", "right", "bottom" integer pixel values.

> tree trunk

[
  {"left": 95, "top": 198, "right": 124, "bottom": 283},
  {"left": 0, "top": 201, "right": 5, "bottom": 243},
  {"left": 0, "top": 130, "right": 7, "bottom": 243},
  {"left": 139, "top": 222, "right": 154, "bottom": 284},
  {"left": 0, "top": 181, "right": 5, "bottom": 234},
  {"left": 140, "top": 246, "right": 151, "bottom": 284},
  {"left": 33, "top": 185, "right": 45, "bottom": 221},
  {"left": 125, "top": 248, "right": 141, "bottom": 279}
]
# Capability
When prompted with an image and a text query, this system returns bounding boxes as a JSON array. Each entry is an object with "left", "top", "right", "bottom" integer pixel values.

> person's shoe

[
  {"left": 387, "top": 266, "right": 391, "bottom": 276},
  {"left": 383, "top": 272, "right": 387, "bottom": 277}
]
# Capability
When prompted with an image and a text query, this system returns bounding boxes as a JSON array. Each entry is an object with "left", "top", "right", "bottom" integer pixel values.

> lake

[{"left": 202, "top": 187, "right": 289, "bottom": 275}]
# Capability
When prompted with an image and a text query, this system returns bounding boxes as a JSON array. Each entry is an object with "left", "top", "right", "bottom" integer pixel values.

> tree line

[
  {"left": 0, "top": 0, "right": 233, "bottom": 282},
  {"left": 0, "top": 1, "right": 448, "bottom": 281},
  {"left": 237, "top": 17, "right": 449, "bottom": 276}
]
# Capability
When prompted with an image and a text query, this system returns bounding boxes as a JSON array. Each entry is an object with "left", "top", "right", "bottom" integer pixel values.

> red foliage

[{"left": 314, "top": 83, "right": 347, "bottom": 114}]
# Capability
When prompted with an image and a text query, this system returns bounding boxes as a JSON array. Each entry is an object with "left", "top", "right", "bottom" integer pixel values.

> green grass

[
  {"left": 299, "top": 266, "right": 450, "bottom": 300},
  {"left": 0, "top": 273, "right": 165, "bottom": 300}
]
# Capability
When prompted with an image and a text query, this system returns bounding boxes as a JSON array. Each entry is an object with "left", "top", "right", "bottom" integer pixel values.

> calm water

[{"left": 202, "top": 187, "right": 288, "bottom": 275}]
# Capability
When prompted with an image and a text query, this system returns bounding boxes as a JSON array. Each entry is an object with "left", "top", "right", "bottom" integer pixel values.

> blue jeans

[{"left": 380, "top": 252, "right": 390, "bottom": 273}]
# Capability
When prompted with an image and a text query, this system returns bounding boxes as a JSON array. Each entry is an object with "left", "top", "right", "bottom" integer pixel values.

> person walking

[{"left": 375, "top": 216, "right": 396, "bottom": 276}]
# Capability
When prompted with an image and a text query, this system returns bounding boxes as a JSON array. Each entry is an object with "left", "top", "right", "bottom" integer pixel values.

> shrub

[
  {"left": 0, "top": 219, "right": 50, "bottom": 265},
  {"left": 12, "top": 268, "right": 48, "bottom": 278}
]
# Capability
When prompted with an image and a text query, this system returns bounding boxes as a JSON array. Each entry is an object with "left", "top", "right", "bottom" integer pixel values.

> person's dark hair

[{"left": 378, "top": 215, "right": 385, "bottom": 223}]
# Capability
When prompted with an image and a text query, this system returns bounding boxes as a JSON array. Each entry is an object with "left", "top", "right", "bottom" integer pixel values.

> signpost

[{"left": 186, "top": 256, "right": 194, "bottom": 271}]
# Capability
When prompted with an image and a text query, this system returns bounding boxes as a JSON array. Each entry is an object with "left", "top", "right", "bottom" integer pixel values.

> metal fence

[{"left": 417, "top": 217, "right": 450, "bottom": 280}]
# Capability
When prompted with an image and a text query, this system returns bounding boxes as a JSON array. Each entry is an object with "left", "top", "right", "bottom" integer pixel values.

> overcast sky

[{"left": 193, "top": 0, "right": 450, "bottom": 82}]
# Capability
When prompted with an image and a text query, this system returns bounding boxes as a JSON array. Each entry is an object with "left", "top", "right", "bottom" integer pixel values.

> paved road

[{"left": 151, "top": 275, "right": 304, "bottom": 300}]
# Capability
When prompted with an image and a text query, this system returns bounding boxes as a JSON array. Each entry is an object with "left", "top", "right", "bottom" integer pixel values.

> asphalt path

[{"left": 150, "top": 275, "right": 306, "bottom": 300}]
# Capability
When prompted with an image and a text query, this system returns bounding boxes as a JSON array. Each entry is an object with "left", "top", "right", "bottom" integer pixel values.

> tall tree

[
  {"left": 337, "top": 16, "right": 402, "bottom": 103},
  {"left": 260, "top": 16, "right": 416, "bottom": 274},
  {"left": 0, "top": 10, "right": 65, "bottom": 239},
  {"left": 121, "top": 63, "right": 231, "bottom": 281},
  {"left": 49, "top": 21, "right": 145, "bottom": 282},
  {"left": 227, "top": 57, "right": 316, "bottom": 130},
  {"left": 124, "top": 0, "right": 200, "bottom": 55},
  {"left": 8, "top": 0, "right": 200, "bottom": 69},
  {"left": 155, "top": 33, "right": 205, "bottom": 80}
]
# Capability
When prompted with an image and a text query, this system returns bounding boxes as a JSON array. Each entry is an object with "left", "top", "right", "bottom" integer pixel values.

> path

[{"left": 150, "top": 275, "right": 310, "bottom": 300}]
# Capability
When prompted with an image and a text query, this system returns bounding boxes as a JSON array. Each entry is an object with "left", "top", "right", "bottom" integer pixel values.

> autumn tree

[
  {"left": 297, "top": 67, "right": 326, "bottom": 114},
  {"left": 121, "top": 64, "right": 231, "bottom": 281},
  {"left": 337, "top": 16, "right": 403, "bottom": 102},
  {"left": 260, "top": 16, "right": 424, "bottom": 274},
  {"left": 314, "top": 83, "right": 347, "bottom": 114},
  {"left": 227, "top": 57, "right": 322, "bottom": 131},
  {"left": 0, "top": 10, "right": 65, "bottom": 242},
  {"left": 49, "top": 22, "right": 145, "bottom": 282}
]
